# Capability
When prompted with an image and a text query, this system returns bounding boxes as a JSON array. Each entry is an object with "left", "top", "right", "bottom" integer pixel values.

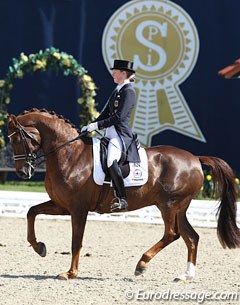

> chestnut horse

[{"left": 7, "top": 109, "right": 240, "bottom": 281}]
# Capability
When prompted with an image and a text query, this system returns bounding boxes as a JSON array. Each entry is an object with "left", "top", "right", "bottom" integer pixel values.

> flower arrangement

[
  {"left": 0, "top": 47, "right": 99, "bottom": 148},
  {"left": 78, "top": 74, "right": 99, "bottom": 123}
]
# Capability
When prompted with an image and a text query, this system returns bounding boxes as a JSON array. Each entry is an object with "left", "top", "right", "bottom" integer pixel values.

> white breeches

[{"left": 105, "top": 126, "right": 123, "bottom": 168}]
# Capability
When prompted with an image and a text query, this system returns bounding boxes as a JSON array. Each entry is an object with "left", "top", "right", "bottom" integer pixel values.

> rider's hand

[
  {"left": 81, "top": 125, "right": 88, "bottom": 132},
  {"left": 87, "top": 122, "right": 98, "bottom": 132},
  {"left": 81, "top": 122, "right": 98, "bottom": 133}
]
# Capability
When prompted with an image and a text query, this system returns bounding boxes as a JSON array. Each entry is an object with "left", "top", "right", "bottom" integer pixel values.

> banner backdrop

[{"left": 0, "top": 0, "right": 240, "bottom": 174}]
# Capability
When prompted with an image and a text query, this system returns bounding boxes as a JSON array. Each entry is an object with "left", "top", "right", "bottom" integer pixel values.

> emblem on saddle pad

[
  {"left": 102, "top": 0, "right": 206, "bottom": 146},
  {"left": 133, "top": 168, "right": 142, "bottom": 179}
]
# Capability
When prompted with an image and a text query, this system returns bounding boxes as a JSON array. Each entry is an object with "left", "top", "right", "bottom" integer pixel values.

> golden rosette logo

[{"left": 102, "top": 0, "right": 205, "bottom": 146}]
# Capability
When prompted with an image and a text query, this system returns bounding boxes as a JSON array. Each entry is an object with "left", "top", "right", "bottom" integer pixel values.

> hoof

[
  {"left": 134, "top": 267, "right": 147, "bottom": 276},
  {"left": 56, "top": 273, "right": 69, "bottom": 280},
  {"left": 173, "top": 274, "right": 193, "bottom": 283},
  {"left": 38, "top": 242, "right": 47, "bottom": 257},
  {"left": 173, "top": 277, "right": 186, "bottom": 283},
  {"left": 56, "top": 271, "right": 77, "bottom": 280}
]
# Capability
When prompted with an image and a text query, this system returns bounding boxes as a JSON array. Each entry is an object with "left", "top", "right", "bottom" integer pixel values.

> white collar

[{"left": 116, "top": 79, "right": 130, "bottom": 92}]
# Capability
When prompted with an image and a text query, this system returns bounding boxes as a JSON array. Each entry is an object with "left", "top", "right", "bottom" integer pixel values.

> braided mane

[{"left": 20, "top": 108, "right": 81, "bottom": 134}]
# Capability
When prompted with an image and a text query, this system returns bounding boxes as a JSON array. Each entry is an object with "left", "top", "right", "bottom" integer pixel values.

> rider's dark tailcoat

[{"left": 94, "top": 83, "right": 140, "bottom": 163}]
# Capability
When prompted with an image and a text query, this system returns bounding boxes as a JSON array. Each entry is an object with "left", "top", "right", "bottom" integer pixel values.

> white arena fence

[{"left": 0, "top": 191, "right": 239, "bottom": 228}]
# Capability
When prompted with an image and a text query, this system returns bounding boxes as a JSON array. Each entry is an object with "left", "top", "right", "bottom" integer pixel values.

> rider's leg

[
  {"left": 107, "top": 137, "right": 122, "bottom": 168},
  {"left": 107, "top": 138, "right": 128, "bottom": 212}
]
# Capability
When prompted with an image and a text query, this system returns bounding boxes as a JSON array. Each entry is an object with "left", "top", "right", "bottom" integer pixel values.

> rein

[
  {"left": 37, "top": 134, "right": 82, "bottom": 165},
  {"left": 8, "top": 121, "right": 82, "bottom": 169}
]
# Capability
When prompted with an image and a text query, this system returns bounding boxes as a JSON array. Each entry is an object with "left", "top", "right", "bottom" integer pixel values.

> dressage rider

[{"left": 81, "top": 59, "right": 140, "bottom": 212}]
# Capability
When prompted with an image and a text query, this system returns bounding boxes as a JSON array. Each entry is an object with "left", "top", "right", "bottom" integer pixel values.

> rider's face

[{"left": 111, "top": 69, "right": 127, "bottom": 84}]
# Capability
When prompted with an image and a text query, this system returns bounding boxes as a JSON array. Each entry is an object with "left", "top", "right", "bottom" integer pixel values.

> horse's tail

[{"left": 199, "top": 156, "right": 240, "bottom": 249}]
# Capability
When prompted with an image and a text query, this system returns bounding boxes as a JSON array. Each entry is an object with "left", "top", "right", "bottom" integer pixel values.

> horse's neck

[{"left": 38, "top": 118, "right": 80, "bottom": 152}]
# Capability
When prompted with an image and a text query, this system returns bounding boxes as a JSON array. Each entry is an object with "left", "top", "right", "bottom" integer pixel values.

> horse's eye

[{"left": 29, "top": 133, "right": 38, "bottom": 143}]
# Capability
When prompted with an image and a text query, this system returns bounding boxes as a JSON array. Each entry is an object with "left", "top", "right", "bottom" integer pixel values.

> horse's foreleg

[
  {"left": 27, "top": 200, "right": 69, "bottom": 256},
  {"left": 135, "top": 208, "right": 180, "bottom": 276},
  {"left": 174, "top": 210, "right": 199, "bottom": 282},
  {"left": 57, "top": 210, "right": 88, "bottom": 280}
]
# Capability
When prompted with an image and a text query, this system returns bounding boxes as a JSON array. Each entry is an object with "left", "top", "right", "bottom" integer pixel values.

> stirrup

[{"left": 110, "top": 197, "right": 128, "bottom": 212}]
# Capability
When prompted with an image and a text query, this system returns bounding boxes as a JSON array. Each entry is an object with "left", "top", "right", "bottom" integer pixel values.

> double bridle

[
  {"left": 8, "top": 122, "right": 41, "bottom": 167},
  {"left": 8, "top": 121, "right": 81, "bottom": 169}
]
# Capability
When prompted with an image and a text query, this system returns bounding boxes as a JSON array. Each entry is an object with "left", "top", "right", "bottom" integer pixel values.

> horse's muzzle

[{"left": 17, "top": 163, "right": 34, "bottom": 179}]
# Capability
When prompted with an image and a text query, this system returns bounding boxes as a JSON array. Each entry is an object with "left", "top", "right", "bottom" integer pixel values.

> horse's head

[{"left": 7, "top": 114, "right": 41, "bottom": 179}]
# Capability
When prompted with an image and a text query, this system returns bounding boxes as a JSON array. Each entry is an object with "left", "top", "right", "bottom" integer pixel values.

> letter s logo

[{"left": 134, "top": 20, "right": 167, "bottom": 72}]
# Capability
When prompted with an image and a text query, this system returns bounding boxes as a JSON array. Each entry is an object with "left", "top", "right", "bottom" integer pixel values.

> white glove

[
  {"left": 81, "top": 125, "right": 88, "bottom": 132},
  {"left": 81, "top": 122, "right": 98, "bottom": 133},
  {"left": 87, "top": 122, "right": 98, "bottom": 132}
]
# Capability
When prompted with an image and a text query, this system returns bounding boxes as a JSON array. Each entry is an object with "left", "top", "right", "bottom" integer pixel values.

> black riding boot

[{"left": 108, "top": 160, "right": 128, "bottom": 212}]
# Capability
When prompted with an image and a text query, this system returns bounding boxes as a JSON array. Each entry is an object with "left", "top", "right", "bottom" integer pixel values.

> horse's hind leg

[
  {"left": 174, "top": 209, "right": 199, "bottom": 282},
  {"left": 27, "top": 200, "right": 69, "bottom": 256},
  {"left": 135, "top": 208, "right": 180, "bottom": 276}
]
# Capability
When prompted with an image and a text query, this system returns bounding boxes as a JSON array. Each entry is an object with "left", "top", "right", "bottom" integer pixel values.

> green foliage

[{"left": 0, "top": 47, "right": 99, "bottom": 148}]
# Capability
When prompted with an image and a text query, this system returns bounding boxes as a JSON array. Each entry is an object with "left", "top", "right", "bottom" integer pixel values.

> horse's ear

[{"left": 7, "top": 114, "right": 18, "bottom": 127}]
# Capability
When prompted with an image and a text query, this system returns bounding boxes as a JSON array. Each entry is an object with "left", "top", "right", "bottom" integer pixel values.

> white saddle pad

[{"left": 92, "top": 137, "right": 148, "bottom": 186}]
